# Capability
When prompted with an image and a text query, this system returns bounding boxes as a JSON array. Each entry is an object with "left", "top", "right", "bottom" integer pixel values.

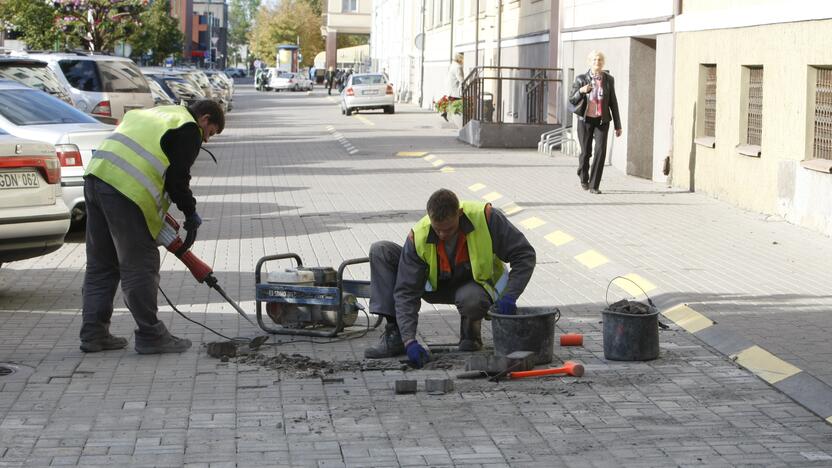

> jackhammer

[{"left": 156, "top": 213, "right": 256, "bottom": 327}]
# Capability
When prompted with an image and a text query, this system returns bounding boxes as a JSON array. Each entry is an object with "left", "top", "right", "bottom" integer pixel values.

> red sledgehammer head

[{"left": 508, "top": 361, "right": 585, "bottom": 379}]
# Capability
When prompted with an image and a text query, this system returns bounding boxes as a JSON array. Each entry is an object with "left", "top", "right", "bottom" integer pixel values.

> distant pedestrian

[
  {"left": 326, "top": 66, "right": 336, "bottom": 95},
  {"left": 442, "top": 53, "right": 464, "bottom": 121},
  {"left": 569, "top": 50, "right": 622, "bottom": 194}
]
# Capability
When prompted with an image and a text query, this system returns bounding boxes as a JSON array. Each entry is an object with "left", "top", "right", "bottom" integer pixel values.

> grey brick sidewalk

[{"left": 0, "top": 87, "right": 831, "bottom": 466}]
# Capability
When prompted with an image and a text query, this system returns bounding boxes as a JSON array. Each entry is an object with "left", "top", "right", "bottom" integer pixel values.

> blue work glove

[
  {"left": 492, "top": 294, "right": 517, "bottom": 315},
  {"left": 405, "top": 341, "right": 430, "bottom": 369},
  {"left": 184, "top": 212, "right": 202, "bottom": 232}
]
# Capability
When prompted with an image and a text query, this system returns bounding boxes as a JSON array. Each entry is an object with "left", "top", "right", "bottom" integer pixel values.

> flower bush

[{"left": 434, "top": 95, "right": 463, "bottom": 115}]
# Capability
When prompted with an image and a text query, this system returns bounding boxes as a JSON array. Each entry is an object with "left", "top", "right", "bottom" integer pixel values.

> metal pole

[
  {"left": 208, "top": 0, "right": 212, "bottom": 69},
  {"left": 474, "top": 0, "right": 479, "bottom": 69},
  {"left": 496, "top": 0, "right": 502, "bottom": 123},
  {"left": 449, "top": 0, "right": 454, "bottom": 62},
  {"left": 419, "top": 0, "right": 426, "bottom": 107}
]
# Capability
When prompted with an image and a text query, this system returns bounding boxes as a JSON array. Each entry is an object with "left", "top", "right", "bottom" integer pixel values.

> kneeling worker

[{"left": 365, "top": 188, "right": 536, "bottom": 368}]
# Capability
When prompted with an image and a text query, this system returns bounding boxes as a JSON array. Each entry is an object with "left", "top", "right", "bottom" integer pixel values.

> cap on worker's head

[
  {"left": 426, "top": 188, "right": 459, "bottom": 222},
  {"left": 454, "top": 53, "right": 464, "bottom": 63}
]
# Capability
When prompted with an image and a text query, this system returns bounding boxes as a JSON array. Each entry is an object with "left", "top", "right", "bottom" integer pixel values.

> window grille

[
  {"left": 703, "top": 65, "right": 716, "bottom": 137},
  {"left": 746, "top": 67, "right": 763, "bottom": 146},
  {"left": 814, "top": 68, "right": 832, "bottom": 160}
]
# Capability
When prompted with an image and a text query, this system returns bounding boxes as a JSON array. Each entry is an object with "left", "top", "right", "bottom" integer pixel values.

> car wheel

[
  {"left": 383, "top": 106, "right": 395, "bottom": 114},
  {"left": 345, "top": 107, "right": 353, "bottom": 116}
]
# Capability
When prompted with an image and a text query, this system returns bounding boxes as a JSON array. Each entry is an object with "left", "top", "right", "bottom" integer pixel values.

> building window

[
  {"left": 813, "top": 68, "right": 832, "bottom": 161},
  {"left": 694, "top": 64, "right": 717, "bottom": 148},
  {"left": 342, "top": 0, "right": 357, "bottom": 13},
  {"left": 703, "top": 65, "right": 716, "bottom": 138},
  {"left": 745, "top": 66, "right": 763, "bottom": 147}
]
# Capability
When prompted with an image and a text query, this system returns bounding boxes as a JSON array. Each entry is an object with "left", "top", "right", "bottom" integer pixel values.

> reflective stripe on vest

[
  {"left": 413, "top": 201, "right": 506, "bottom": 300},
  {"left": 86, "top": 106, "right": 195, "bottom": 238}
]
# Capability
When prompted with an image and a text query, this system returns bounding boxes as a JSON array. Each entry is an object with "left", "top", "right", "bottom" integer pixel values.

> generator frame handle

[{"left": 255, "top": 253, "right": 374, "bottom": 337}]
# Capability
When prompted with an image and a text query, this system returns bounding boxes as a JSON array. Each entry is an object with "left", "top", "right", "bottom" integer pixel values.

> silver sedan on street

[{"left": 339, "top": 73, "right": 395, "bottom": 116}]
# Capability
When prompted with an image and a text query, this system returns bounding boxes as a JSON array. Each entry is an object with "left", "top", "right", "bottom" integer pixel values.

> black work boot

[
  {"left": 364, "top": 320, "right": 405, "bottom": 358},
  {"left": 458, "top": 317, "right": 483, "bottom": 352}
]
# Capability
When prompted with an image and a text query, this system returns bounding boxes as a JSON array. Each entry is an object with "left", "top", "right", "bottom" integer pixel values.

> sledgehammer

[{"left": 508, "top": 361, "right": 585, "bottom": 379}]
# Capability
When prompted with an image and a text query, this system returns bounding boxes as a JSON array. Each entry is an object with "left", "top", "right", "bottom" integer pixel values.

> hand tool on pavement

[
  {"left": 508, "top": 361, "right": 585, "bottom": 379},
  {"left": 157, "top": 214, "right": 256, "bottom": 326}
]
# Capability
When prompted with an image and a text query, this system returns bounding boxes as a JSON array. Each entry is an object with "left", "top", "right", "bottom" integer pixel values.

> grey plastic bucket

[
  {"left": 601, "top": 306, "right": 659, "bottom": 361},
  {"left": 488, "top": 307, "right": 560, "bottom": 365}
]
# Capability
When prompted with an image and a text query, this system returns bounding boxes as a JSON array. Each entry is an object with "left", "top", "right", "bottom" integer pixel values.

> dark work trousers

[
  {"left": 368, "top": 241, "right": 491, "bottom": 324},
  {"left": 81, "top": 176, "right": 169, "bottom": 344},
  {"left": 577, "top": 116, "right": 611, "bottom": 190}
]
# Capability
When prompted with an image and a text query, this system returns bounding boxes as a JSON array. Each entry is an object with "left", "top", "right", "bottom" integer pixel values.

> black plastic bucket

[
  {"left": 602, "top": 304, "right": 659, "bottom": 361},
  {"left": 488, "top": 307, "right": 560, "bottom": 365}
]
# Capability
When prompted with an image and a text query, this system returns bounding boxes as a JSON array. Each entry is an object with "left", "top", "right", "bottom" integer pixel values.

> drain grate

[{"left": 0, "top": 365, "right": 16, "bottom": 377}]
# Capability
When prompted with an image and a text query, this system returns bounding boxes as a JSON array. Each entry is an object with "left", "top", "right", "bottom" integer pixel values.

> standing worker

[
  {"left": 569, "top": 50, "right": 622, "bottom": 194},
  {"left": 79, "top": 100, "right": 225, "bottom": 354},
  {"left": 364, "top": 189, "right": 536, "bottom": 368}
]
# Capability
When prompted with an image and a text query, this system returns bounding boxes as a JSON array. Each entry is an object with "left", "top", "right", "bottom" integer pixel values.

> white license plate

[
  {"left": 361, "top": 89, "right": 378, "bottom": 95},
  {"left": 0, "top": 171, "right": 39, "bottom": 189}
]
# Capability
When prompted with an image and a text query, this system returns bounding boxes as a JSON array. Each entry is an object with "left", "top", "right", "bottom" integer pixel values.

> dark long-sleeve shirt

[
  {"left": 160, "top": 114, "right": 201, "bottom": 217},
  {"left": 394, "top": 205, "right": 536, "bottom": 343}
]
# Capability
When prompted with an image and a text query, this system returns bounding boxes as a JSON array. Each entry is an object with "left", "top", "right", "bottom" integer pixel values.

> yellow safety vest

[
  {"left": 413, "top": 201, "right": 506, "bottom": 299},
  {"left": 86, "top": 106, "right": 197, "bottom": 238}
]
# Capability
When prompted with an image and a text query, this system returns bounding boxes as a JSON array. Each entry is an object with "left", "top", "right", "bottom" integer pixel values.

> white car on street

[
  {"left": 0, "top": 129, "right": 70, "bottom": 266},
  {"left": 0, "top": 80, "right": 113, "bottom": 225},
  {"left": 339, "top": 73, "right": 395, "bottom": 116},
  {"left": 269, "top": 71, "right": 313, "bottom": 92}
]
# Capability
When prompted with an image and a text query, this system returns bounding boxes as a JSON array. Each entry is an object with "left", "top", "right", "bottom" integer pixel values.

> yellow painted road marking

[
  {"left": 501, "top": 203, "right": 523, "bottom": 215},
  {"left": 731, "top": 345, "right": 802, "bottom": 384},
  {"left": 431, "top": 159, "right": 445, "bottom": 166},
  {"left": 613, "top": 274, "right": 656, "bottom": 297},
  {"left": 662, "top": 304, "right": 714, "bottom": 333},
  {"left": 355, "top": 115, "right": 374, "bottom": 126},
  {"left": 469, "top": 183, "right": 486, "bottom": 192},
  {"left": 574, "top": 250, "right": 609, "bottom": 269},
  {"left": 424, "top": 154, "right": 436, "bottom": 161},
  {"left": 827, "top": 416, "right": 832, "bottom": 424},
  {"left": 440, "top": 166, "right": 455, "bottom": 173},
  {"left": 519, "top": 217, "right": 546, "bottom": 230},
  {"left": 396, "top": 151, "right": 428, "bottom": 157},
  {"left": 482, "top": 192, "right": 502, "bottom": 203},
  {"left": 545, "top": 230, "right": 574, "bottom": 246}
]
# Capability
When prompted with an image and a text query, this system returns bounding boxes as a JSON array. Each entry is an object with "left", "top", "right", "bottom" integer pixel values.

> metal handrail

[{"left": 461, "top": 66, "right": 562, "bottom": 126}]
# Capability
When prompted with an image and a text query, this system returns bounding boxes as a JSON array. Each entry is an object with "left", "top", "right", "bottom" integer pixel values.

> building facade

[
  {"left": 371, "top": 0, "right": 559, "bottom": 118},
  {"left": 672, "top": 1, "right": 832, "bottom": 235},
  {"left": 192, "top": 0, "right": 228, "bottom": 68},
  {"left": 170, "top": 0, "right": 194, "bottom": 62},
  {"left": 322, "top": 0, "right": 372, "bottom": 70}
]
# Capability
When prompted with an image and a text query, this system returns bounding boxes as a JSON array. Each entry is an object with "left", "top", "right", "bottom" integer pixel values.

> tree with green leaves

[
  {"left": 249, "top": 0, "right": 323, "bottom": 68},
  {"left": 228, "top": 0, "right": 261, "bottom": 67},
  {"left": 54, "top": 0, "right": 144, "bottom": 53},
  {"left": 128, "top": 0, "right": 183, "bottom": 65},
  {"left": 0, "top": 0, "right": 64, "bottom": 50}
]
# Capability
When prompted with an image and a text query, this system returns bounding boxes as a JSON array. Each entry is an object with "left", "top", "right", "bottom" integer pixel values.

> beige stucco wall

[{"left": 673, "top": 19, "right": 832, "bottom": 235}]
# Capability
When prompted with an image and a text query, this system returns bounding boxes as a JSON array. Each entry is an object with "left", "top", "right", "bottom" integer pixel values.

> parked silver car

[
  {"left": 0, "top": 129, "right": 70, "bottom": 266},
  {"left": 17, "top": 52, "right": 154, "bottom": 121},
  {"left": 0, "top": 80, "right": 113, "bottom": 225},
  {"left": 340, "top": 73, "right": 395, "bottom": 115}
]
